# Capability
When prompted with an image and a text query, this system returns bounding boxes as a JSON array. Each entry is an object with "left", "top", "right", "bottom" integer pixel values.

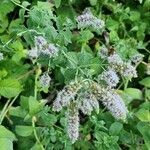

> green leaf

[
  {"left": 31, "top": 142, "right": 43, "bottom": 150},
  {"left": 137, "top": 122, "right": 150, "bottom": 149},
  {"left": 0, "top": 0, "right": 14, "bottom": 15},
  {"left": 9, "top": 106, "right": 27, "bottom": 118},
  {"left": 0, "top": 14, "right": 8, "bottom": 33},
  {"left": 0, "top": 138, "right": 13, "bottom": 150},
  {"left": 0, "top": 125, "right": 17, "bottom": 141},
  {"left": 136, "top": 108, "right": 150, "bottom": 122},
  {"left": 109, "top": 122, "right": 123, "bottom": 135},
  {"left": 78, "top": 30, "right": 94, "bottom": 43},
  {"left": 109, "top": 30, "right": 119, "bottom": 43},
  {"left": 139, "top": 77, "right": 150, "bottom": 88},
  {"left": 122, "top": 88, "right": 143, "bottom": 104},
  {"left": 61, "top": 68, "right": 76, "bottom": 83},
  {"left": 89, "top": 0, "right": 97, "bottom": 6},
  {"left": 15, "top": 126, "right": 33, "bottom": 137},
  {"left": 78, "top": 51, "right": 93, "bottom": 66},
  {"left": 143, "top": 0, "right": 150, "bottom": 10},
  {"left": 28, "top": 96, "right": 43, "bottom": 115},
  {"left": 0, "top": 79, "right": 22, "bottom": 98},
  {"left": 55, "top": 0, "right": 61, "bottom": 8},
  {"left": 129, "top": 11, "right": 140, "bottom": 21},
  {"left": 0, "top": 69, "right": 7, "bottom": 79},
  {"left": 66, "top": 52, "right": 78, "bottom": 68},
  {"left": 106, "top": 18, "right": 119, "bottom": 31}
]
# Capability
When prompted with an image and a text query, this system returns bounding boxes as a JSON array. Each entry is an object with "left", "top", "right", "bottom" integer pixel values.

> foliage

[{"left": 0, "top": 0, "right": 150, "bottom": 149}]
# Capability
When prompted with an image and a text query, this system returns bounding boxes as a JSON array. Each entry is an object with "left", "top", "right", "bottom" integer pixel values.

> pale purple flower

[
  {"left": 100, "top": 69, "right": 119, "bottom": 87},
  {"left": 77, "top": 9, "right": 105, "bottom": 30},
  {"left": 53, "top": 81, "right": 82, "bottom": 112},
  {"left": 40, "top": 43, "right": 59, "bottom": 58},
  {"left": 107, "top": 53, "right": 124, "bottom": 72},
  {"left": 122, "top": 63, "right": 137, "bottom": 78},
  {"left": 78, "top": 92, "right": 99, "bottom": 115},
  {"left": 28, "top": 47, "right": 38, "bottom": 59},
  {"left": 100, "top": 88, "right": 128, "bottom": 120},
  {"left": 66, "top": 108, "right": 79, "bottom": 143},
  {"left": 35, "top": 36, "right": 47, "bottom": 50},
  {"left": 98, "top": 46, "right": 108, "bottom": 59},
  {"left": 39, "top": 73, "right": 51, "bottom": 88},
  {"left": 130, "top": 54, "right": 144, "bottom": 65}
]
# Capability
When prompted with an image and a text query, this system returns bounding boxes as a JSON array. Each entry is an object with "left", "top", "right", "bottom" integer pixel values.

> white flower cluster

[
  {"left": 53, "top": 81, "right": 81, "bottom": 112},
  {"left": 39, "top": 72, "right": 51, "bottom": 88},
  {"left": 77, "top": 9, "right": 105, "bottom": 31},
  {"left": 130, "top": 53, "right": 144, "bottom": 65},
  {"left": 98, "top": 46, "right": 108, "bottom": 59},
  {"left": 0, "top": 52, "right": 4, "bottom": 61},
  {"left": 107, "top": 53, "right": 137, "bottom": 79},
  {"left": 66, "top": 108, "right": 79, "bottom": 144},
  {"left": 100, "top": 88, "right": 127, "bottom": 120},
  {"left": 107, "top": 53, "right": 124, "bottom": 72},
  {"left": 78, "top": 91, "right": 99, "bottom": 115},
  {"left": 53, "top": 79, "right": 128, "bottom": 143},
  {"left": 122, "top": 63, "right": 137, "bottom": 78},
  {"left": 28, "top": 36, "right": 59, "bottom": 59},
  {"left": 99, "top": 68, "right": 119, "bottom": 87}
]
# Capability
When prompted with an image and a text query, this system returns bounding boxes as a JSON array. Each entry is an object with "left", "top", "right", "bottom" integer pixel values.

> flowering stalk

[{"left": 66, "top": 105, "right": 79, "bottom": 144}]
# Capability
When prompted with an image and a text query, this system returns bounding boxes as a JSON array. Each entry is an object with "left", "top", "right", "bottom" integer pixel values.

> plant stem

[
  {"left": 0, "top": 95, "right": 18, "bottom": 124},
  {"left": 3, "top": 29, "right": 43, "bottom": 48},
  {"left": 0, "top": 100, "right": 10, "bottom": 124},
  {"left": 34, "top": 64, "right": 41, "bottom": 100},
  {"left": 34, "top": 71, "right": 38, "bottom": 100},
  {"left": 11, "top": 0, "right": 30, "bottom": 11},
  {"left": 124, "top": 79, "right": 129, "bottom": 90},
  {"left": 17, "top": 68, "right": 36, "bottom": 80},
  {"left": 32, "top": 117, "right": 45, "bottom": 150}
]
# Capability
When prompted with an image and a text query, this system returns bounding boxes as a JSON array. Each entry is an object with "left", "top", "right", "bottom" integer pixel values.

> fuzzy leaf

[
  {"left": 139, "top": 77, "right": 150, "bottom": 88},
  {"left": 0, "top": 79, "right": 22, "bottom": 98},
  {"left": 15, "top": 126, "right": 33, "bottom": 137}
]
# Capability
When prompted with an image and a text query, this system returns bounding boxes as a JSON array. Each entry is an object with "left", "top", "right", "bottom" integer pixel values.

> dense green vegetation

[{"left": 0, "top": 0, "right": 150, "bottom": 149}]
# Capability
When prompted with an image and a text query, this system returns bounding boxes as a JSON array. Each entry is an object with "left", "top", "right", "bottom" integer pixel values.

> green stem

[
  {"left": 0, "top": 100, "right": 10, "bottom": 124},
  {"left": 0, "top": 95, "right": 18, "bottom": 124},
  {"left": 34, "top": 71, "right": 38, "bottom": 100},
  {"left": 32, "top": 117, "right": 45, "bottom": 150},
  {"left": 3, "top": 29, "right": 43, "bottom": 48},
  {"left": 122, "top": 77, "right": 129, "bottom": 90},
  {"left": 17, "top": 68, "right": 36, "bottom": 80},
  {"left": 47, "top": 58, "right": 51, "bottom": 72},
  {"left": 11, "top": 0, "right": 30, "bottom": 11},
  {"left": 34, "top": 64, "right": 41, "bottom": 100},
  {"left": 124, "top": 79, "right": 129, "bottom": 90}
]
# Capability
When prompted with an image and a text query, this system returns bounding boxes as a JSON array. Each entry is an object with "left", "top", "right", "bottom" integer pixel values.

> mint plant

[{"left": 0, "top": 0, "right": 149, "bottom": 149}]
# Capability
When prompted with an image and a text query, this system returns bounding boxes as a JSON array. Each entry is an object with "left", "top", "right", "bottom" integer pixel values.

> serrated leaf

[
  {"left": 129, "top": 11, "right": 140, "bottom": 21},
  {"left": 9, "top": 106, "right": 27, "bottom": 118},
  {"left": 55, "top": 0, "right": 61, "bottom": 8},
  {"left": 124, "top": 88, "right": 143, "bottom": 100},
  {"left": 28, "top": 96, "right": 43, "bottom": 115},
  {"left": 136, "top": 109, "right": 150, "bottom": 122},
  {"left": 78, "top": 30, "right": 94, "bottom": 43},
  {"left": 109, "top": 122, "right": 123, "bottom": 135},
  {"left": 15, "top": 126, "right": 33, "bottom": 137},
  {"left": 0, "top": 125, "right": 17, "bottom": 141},
  {"left": 139, "top": 77, "right": 150, "bottom": 88},
  {"left": 89, "top": 0, "right": 97, "bottom": 6},
  {"left": 0, "top": 79, "right": 22, "bottom": 98},
  {"left": 0, "top": 138, "right": 13, "bottom": 150},
  {"left": 137, "top": 122, "right": 150, "bottom": 149},
  {"left": 61, "top": 68, "right": 76, "bottom": 83}
]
